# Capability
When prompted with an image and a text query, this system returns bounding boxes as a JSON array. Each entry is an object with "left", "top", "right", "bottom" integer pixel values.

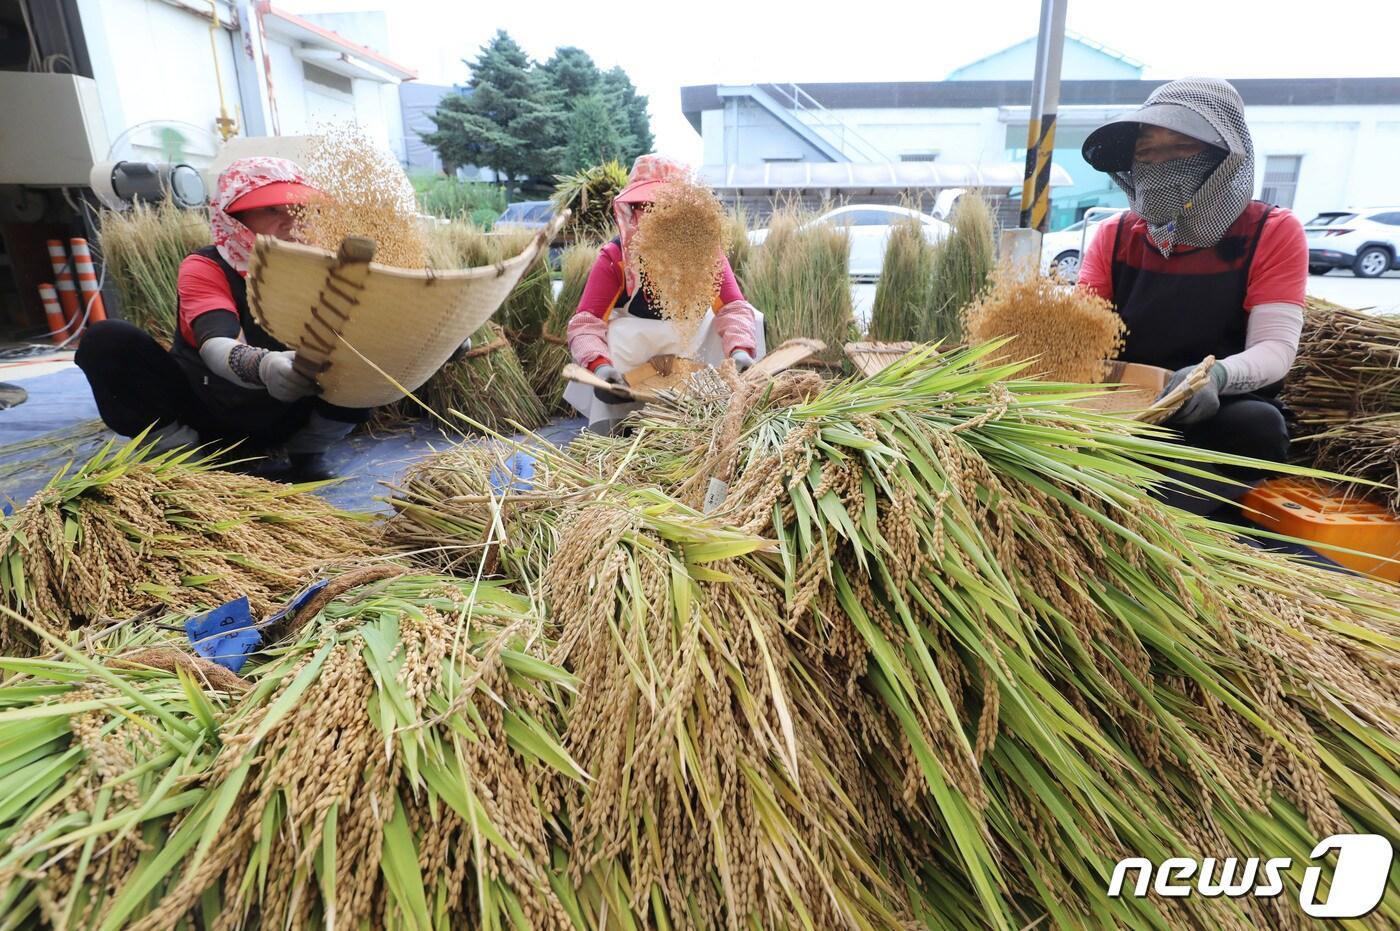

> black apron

[
  {"left": 168, "top": 247, "right": 317, "bottom": 445},
  {"left": 608, "top": 236, "right": 665, "bottom": 320},
  {"left": 1108, "top": 200, "right": 1284, "bottom": 399}
]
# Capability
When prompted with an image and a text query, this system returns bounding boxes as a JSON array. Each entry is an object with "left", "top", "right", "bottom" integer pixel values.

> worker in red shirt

[
  {"left": 1078, "top": 78, "right": 1307, "bottom": 514},
  {"left": 76, "top": 157, "right": 370, "bottom": 481},
  {"left": 564, "top": 154, "right": 763, "bottom": 433}
]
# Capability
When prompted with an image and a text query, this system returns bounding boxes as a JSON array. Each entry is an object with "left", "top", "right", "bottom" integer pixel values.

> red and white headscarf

[
  {"left": 211, "top": 157, "right": 310, "bottom": 274},
  {"left": 612, "top": 154, "right": 692, "bottom": 294}
]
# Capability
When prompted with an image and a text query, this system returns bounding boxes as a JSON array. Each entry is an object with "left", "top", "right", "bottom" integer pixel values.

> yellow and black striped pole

[{"left": 1018, "top": 0, "right": 1068, "bottom": 233}]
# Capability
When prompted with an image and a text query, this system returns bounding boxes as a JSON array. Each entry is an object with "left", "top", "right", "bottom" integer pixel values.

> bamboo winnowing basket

[{"left": 246, "top": 212, "right": 567, "bottom": 409}]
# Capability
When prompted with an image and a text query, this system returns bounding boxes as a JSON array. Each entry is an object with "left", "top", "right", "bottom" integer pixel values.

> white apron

[{"left": 565, "top": 306, "right": 767, "bottom": 432}]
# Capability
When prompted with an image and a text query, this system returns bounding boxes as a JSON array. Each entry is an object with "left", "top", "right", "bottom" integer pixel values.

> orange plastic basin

[{"left": 1240, "top": 479, "right": 1400, "bottom": 582}]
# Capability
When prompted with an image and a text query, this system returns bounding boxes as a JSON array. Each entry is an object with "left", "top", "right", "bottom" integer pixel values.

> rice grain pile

[
  {"left": 294, "top": 124, "right": 428, "bottom": 268},
  {"left": 631, "top": 176, "right": 725, "bottom": 350},
  {"left": 964, "top": 265, "right": 1125, "bottom": 383}
]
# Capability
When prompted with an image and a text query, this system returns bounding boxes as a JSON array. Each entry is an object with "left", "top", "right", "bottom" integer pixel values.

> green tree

[
  {"left": 562, "top": 94, "right": 626, "bottom": 173},
  {"left": 423, "top": 32, "right": 654, "bottom": 189},
  {"left": 421, "top": 31, "right": 565, "bottom": 186},
  {"left": 600, "top": 67, "right": 654, "bottom": 160},
  {"left": 540, "top": 47, "right": 602, "bottom": 99}
]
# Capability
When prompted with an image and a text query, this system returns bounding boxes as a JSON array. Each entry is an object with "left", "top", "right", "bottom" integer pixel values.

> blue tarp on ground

[{"left": 0, "top": 367, "right": 586, "bottom": 513}]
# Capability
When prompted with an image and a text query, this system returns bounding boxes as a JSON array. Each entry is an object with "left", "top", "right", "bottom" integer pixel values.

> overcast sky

[{"left": 290, "top": 0, "right": 1400, "bottom": 164}]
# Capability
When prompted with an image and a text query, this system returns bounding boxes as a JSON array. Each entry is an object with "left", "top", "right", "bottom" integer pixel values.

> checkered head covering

[{"left": 1111, "top": 79, "right": 1255, "bottom": 257}]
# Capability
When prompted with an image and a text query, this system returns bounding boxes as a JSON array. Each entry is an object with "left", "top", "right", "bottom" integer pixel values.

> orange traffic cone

[
  {"left": 37, "top": 283, "right": 71, "bottom": 344},
  {"left": 69, "top": 238, "right": 108, "bottom": 324},
  {"left": 46, "top": 239, "right": 81, "bottom": 336}
]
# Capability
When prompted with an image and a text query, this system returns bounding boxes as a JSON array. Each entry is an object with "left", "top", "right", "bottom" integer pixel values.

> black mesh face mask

[
  {"left": 1122, "top": 149, "right": 1226, "bottom": 255},
  {"left": 1108, "top": 78, "right": 1257, "bottom": 258}
]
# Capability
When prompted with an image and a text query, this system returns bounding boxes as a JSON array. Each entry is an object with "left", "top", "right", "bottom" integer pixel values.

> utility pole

[{"left": 1017, "top": 0, "right": 1068, "bottom": 233}]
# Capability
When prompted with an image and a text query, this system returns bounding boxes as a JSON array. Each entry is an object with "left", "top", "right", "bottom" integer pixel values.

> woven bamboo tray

[
  {"left": 844, "top": 341, "right": 919, "bottom": 378},
  {"left": 247, "top": 212, "right": 567, "bottom": 409}
]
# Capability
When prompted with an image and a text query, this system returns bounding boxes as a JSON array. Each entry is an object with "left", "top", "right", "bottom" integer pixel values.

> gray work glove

[
  {"left": 592, "top": 363, "right": 630, "bottom": 405},
  {"left": 1162, "top": 362, "right": 1227, "bottom": 427},
  {"left": 730, "top": 349, "right": 755, "bottom": 373},
  {"left": 259, "top": 350, "right": 317, "bottom": 402}
]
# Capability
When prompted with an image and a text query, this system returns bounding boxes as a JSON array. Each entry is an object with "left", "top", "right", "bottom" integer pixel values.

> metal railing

[{"left": 768, "top": 83, "right": 892, "bottom": 163}]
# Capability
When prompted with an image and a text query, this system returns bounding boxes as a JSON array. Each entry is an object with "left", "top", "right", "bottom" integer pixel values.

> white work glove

[
  {"left": 259, "top": 351, "right": 318, "bottom": 402},
  {"left": 730, "top": 349, "right": 755, "bottom": 373},
  {"left": 592, "top": 363, "right": 630, "bottom": 404}
]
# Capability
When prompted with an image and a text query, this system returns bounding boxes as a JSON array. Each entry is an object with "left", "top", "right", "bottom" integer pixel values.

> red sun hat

[
  {"left": 613, "top": 154, "right": 691, "bottom": 205},
  {"left": 226, "top": 179, "right": 321, "bottom": 214}
]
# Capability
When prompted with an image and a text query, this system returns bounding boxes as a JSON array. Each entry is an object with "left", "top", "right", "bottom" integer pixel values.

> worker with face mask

[
  {"left": 76, "top": 157, "right": 371, "bottom": 482},
  {"left": 564, "top": 154, "right": 763, "bottom": 434},
  {"left": 1078, "top": 78, "right": 1308, "bottom": 514}
]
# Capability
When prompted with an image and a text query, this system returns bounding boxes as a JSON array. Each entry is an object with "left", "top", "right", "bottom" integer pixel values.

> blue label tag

[
  {"left": 261, "top": 578, "right": 329, "bottom": 629},
  {"left": 489, "top": 450, "right": 537, "bottom": 494},
  {"left": 185, "top": 596, "right": 259, "bottom": 673}
]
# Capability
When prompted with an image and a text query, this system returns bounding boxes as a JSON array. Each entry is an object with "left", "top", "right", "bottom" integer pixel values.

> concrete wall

[
  {"left": 75, "top": 0, "right": 241, "bottom": 166},
  {"left": 75, "top": 0, "right": 409, "bottom": 169},
  {"left": 1246, "top": 106, "right": 1400, "bottom": 221}
]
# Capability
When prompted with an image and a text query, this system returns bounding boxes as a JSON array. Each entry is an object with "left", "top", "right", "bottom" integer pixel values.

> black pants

[
  {"left": 1161, "top": 396, "right": 1290, "bottom": 515},
  {"left": 75, "top": 320, "right": 367, "bottom": 451}
]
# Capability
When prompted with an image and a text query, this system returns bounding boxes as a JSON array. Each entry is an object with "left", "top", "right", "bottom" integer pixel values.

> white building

[
  {"left": 0, "top": 0, "right": 416, "bottom": 334},
  {"left": 682, "top": 38, "right": 1400, "bottom": 229},
  {"left": 59, "top": 0, "right": 415, "bottom": 169}
]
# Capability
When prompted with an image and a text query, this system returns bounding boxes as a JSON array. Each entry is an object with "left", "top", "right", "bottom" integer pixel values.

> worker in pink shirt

[
  {"left": 564, "top": 155, "right": 764, "bottom": 432},
  {"left": 1078, "top": 78, "right": 1307, "bottom": 514}
]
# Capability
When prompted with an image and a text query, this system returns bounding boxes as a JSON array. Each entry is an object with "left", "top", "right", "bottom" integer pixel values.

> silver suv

[{"left": 1305, "top": 208, "right": 1400, "bottom": 278}]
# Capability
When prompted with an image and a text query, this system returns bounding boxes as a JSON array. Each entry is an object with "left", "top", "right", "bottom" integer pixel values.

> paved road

[{"left": 1306, "top": 270, "right": 1400, "bottom": 314}]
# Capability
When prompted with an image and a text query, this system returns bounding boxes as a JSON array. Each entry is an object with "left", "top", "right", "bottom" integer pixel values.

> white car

[
  {"left": 1039, "top": 208, "right": 1125, "bottom": 281},
  {"left": 748, "top": 204, "right": 950, "bottom": 279},
  {"left": 1304, "top": 208, "right": 1400, "bottom": 278}
]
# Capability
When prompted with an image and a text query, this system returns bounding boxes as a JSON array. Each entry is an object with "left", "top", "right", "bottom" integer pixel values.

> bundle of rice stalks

[
  {"left": 552, "top": 347, "right": 1400, "bottom": 929},
  {"left": 928, "top": 191, "right": 997, "bottom": 342},
  {"left": 0, "top": 437, "right": 375, "bottom": 653},
  {"left": 721, "top": 204, "right": 752, "bottom": 277},
  {"left": 2, "top": 574, "right": 585, "bottom": 930},
  {"left": 0, "top": 624, "right": 232, "bottom": 929},
  {"left": 551, "top": 161, "right": 629, "bottom": 243},
  {"left": 964, "top": 265, "right": 1125, "bottom": 383},
  {"left": 542, "top": 487, "right": 923, "bottom": 929},
  {"left": 424, "top": 218, "right": 495, "bottom": 269},
  {"left": 527, "top": 241, "right": 598, "bottom": 415},
  {"left": 492, "top": 227, "right": 556, "bottom": 343},
  {"left": 1284, "top": 298, "right": 1400, "bottom": 507},
  {"left": 868, "top": 215, "right": 941, "bottom": 342},
  {"left": 388, "top": 448, "right": 927, "bottom": 927},
  {"left": 740, "top": 205, "right": 853, "bottom": 365},
  {"left": 377, "top": 221, "right": 548, "bottom": 431},
  {"left": 294, "top": 123, "right": 427, "bottom": 268},
  {"left": 406, "top": 321, "right": 549, "bottom": 433},
  {"left": 135, "top": 575, "right": 581, "bottom": 931},
  {"left": 98, "top": 201, "right": 211, "bottom": 339},
  {"left": 631, "top": 176, "right": 725, "bottom": 350},
  {"left": 384, "top": 443, "right": 583, "bottom": 578}
]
